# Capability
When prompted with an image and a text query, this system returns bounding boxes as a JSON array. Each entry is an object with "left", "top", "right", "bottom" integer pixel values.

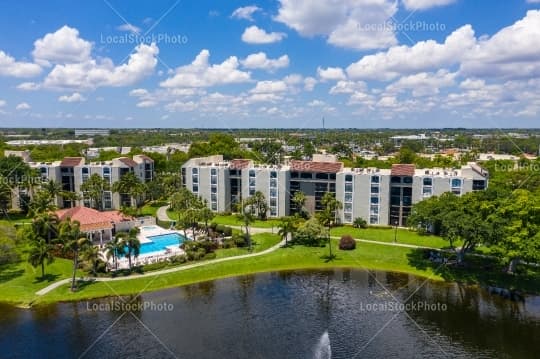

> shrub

[
  {"left": 353, "top": 217, "right": 368, "bottom": 229},
  {"left": 222, "top": 226, "right": 233, "bottom": 237},
  {"left": 233, "top": 233, "right": 249, "bottom": 248},
  {"left": 339, "top": 235, "right": 356, "bottom": 250},
  {"left": 215, "top": 224, "right": 226, "bottom": 233},
  {"left": 169, "top": 255, "right": 187, "bottom": 264},
  {"left": 0, "top": 237, "right": 20, "bottom": 265},
  {"left": 203, "top": 252, "right": 216, "bottom": 260},
  {"left": 222, "top": 238, "right": 236, "bottom": 249}
]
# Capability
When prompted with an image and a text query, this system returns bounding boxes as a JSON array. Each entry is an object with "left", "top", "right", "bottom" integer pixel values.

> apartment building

[
  {"left": 31, "top": 155, "right": 154, "bottom": 209},
  {"left": 182, "top": 155, "right": 488, "bottom": 226}
]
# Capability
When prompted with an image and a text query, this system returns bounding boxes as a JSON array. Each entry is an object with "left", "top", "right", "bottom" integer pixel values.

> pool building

[{"left": 182, "top": 155, "right": 488, "bottom": 227}]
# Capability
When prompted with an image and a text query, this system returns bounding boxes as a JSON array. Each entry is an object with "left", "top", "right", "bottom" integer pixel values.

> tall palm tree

[
  {"left": 112, "top": 172, "right": 145, "bottom": 208},
  {"left": 32, "top": 212, "right": 60, "bottom": 244},
  {"left": 106, "top": 234, "right": 126, "bottom": 270},
  {"left": 292, "top": 191, "right": 307, "bottom": 218},
  {"left": 58, "top": 218, "right": 90, "bottom": 291},
  {"left": 29, "top": 190, "right": 56, "bottom": 216},
  {"left": 42, "top": 180, "right": 62, "bottom": 202},
  {"left": 121, "top": 228, "right": 141, "bottom": 270},
  {"left": 81, "top": 245, "right": 101, "bottom": 276},
  {"left": 27, "top": 235, "right": 55, "bottom": 278},
  {"left": 277, "top": 216, "right": 297, "bottom": 247},
  {"left": 236, "top": 200, "right": 255, "bottom": 251},
  {"left": 199, "top": 205, "right": 215, "bottom": 235}
]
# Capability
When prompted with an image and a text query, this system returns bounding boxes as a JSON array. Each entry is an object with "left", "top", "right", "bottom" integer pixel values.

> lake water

[{"left": 1, "top": 269, "right": 539, "bottom": 358}]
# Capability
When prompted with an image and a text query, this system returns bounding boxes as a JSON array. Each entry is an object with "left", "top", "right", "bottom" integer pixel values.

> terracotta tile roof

[
  {"left": 290, "top": 160, "right": 343, "bottom": 173},
  {"left": 60, "top": 157, "right": 84, "bottom": 167},
  {"left": 135, "top": 154, "right": 154, "bottom": 162},
  {"left": 55, "top": 206, "right": 131, "bottom": 232},
  {"left": 118, "top": 157, "right": 138, "bottom": 167},
  {"left": 230, "top": 159, "right": 251, "bottom": 170},
  {"left": 391, "top": 164, "right": 416, "bottom": 176}
]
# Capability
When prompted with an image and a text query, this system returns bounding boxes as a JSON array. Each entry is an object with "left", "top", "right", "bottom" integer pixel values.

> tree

[
  {"left": 277, "top": 216, "right": 297, "bottom": 246},
  {"left": 199, "top": 205, "right": 215, "bottom": 234},
  {"left": 495, "top": 190, "right": 540, "bottom": 273},
  {"left": 0, "top": 176, "right": 12, "bottom": 216},
  {"left": 112, "top": 171, "right": 146, "bottom": 208},
  {"left": 294, "top": 217, "right": 328, "bottom": 247},
  {"left": 80, "top": 174, "right": 109, "bottom": 210},
  {"left": 32, "top": 212, "right": 60, "bottom": 244},
  {"left": 292, "top": 191, "right": 308, "bottom": 218},
  {"left": 236, "top": 200, "right": 256, "bottom": 251},
  {"left": 81, "top": 245, "right": 101, "bottom": 276},
  {"left": 27, "top": 235, "right": 55, "bottom": 278},
  {"left": 317, "top": 192, "right": 342, "bottom": 259},
  {"left": 353, "top": 217, "right": 368, "bottom": 229},
  {"left": 247, "top": 191, "right": 268, "bottom": 220},
  {"left": 58, "top": 218, "right": 90, "bottom": 291},
  {"left": 28, "top": 190, "right": 56, "bottom": 216},
  {"left": 170, "top": 187, "right": 199, "bottom": 211},
  {"left": 42, "top": 179, "right": 63, "bottom": 201},
  {"left": 121, "top": 228, "right": 141, "bottom": 270},
  {"left": 105, "top": 234, "right": 125, "bottom": 271}
]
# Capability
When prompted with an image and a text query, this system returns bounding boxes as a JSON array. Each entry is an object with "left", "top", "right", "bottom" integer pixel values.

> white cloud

[
  {"left": 33, "top": 25, "right": 92, "bottom": 65},
  {"left": 329, "top": 80, "right": 366, "bottom": 94},
  {"left": 317, "top": 66, "right": 346, "bottom": 81},
  {"left": 16, "top": 102, "right": 31, "bottom": 110},
  {"left": 17, "top": 82, "right": 41, "bottom": 91},
  {"left": 459, "top": 10, "right": 540, "bottom": 80},
  {"left": 117, "top": 23, "right": 141, "bottom": 34},
  {"left": 129, "top": 88, "right": 149, "bottom": 97},
  {"left": 160, "top": 49, "right": 251, "bottom": 88},
  {"left": 304, "top": 77, "right": 317, "bottom": 91},
  {"left": 0, "top": 51, "right": 41, "bottom": 78},
  {"left": 0, "top": 100, "right": 6, "bottom": 107},
  {"left": 58, "top": 92, "right": 86, "bottom": 102},
  {"left": 136, "top": 100, "right": 158, "bottom": 108},
  {"left": 43, "top": 42, "right": 159, "bottom": 90},
  {"left": 402, "top": 0, "right": 456, "bottom": 10},
  {"left": 346, "top": 25, "right": 476, "bottom": 80},
  {"left": 250, "top": 80, "right": 288, "bottom": 94},
  {"left": 385, "top": 70, "right": 456, "bottom": 97},
  {"left": 231, "top": 6, "right": 261, "bottom": 21},
  {"left": 459, "top": 78, "right": 485, "bottom": 90},
  {"left": 241, "top": 26, "right": 287, "bottom": 44},
  {"left": 308, "top": 100, "right": 325, "bottom": 107},
  {"left": 241, "top": 52, "right": 289, "bottom": 71},
  {"left": 274, "top": 0, "right": 398, "bottom": 50}
]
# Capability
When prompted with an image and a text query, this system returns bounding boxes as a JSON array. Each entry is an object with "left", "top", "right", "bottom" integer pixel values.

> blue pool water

[{"left": 138, "top": 233, "right": 184, "bottom": 255}]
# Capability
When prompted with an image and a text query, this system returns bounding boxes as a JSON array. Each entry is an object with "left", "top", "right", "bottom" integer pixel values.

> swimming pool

[{"left": 138, "top": 233, "right": 185, "bottom": 255}]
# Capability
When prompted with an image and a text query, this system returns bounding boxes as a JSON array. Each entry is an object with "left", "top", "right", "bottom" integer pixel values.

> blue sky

[{"left": 0, "top": 0, "right": 539, "bottom": 128}]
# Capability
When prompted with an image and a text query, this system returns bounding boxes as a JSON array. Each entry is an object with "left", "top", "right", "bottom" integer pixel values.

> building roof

[
  {"left": 230, "top": 159, "right": 251, "bottom": 169},
  {"left": 391, "top": 164, "right": 416, "bottom": 177},
  {"left": 117, "top": 157, "right": 138, "bottom": 167},
  {"left": 290, "top": 160, "right": 343, "bottom": 173},
  {"left": 134, "top": 154, "right": 154, "bottom": 162},
  {"left": 55, "top": 206, "right": 131, "bottom": 232},
  {"left": 60, "top": 157, "right": 84, "bottom": 167}
]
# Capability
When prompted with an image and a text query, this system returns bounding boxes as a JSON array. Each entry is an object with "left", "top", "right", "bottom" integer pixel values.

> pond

[{"left": 1, "top": 270, "right": 539, "bottom": 358}]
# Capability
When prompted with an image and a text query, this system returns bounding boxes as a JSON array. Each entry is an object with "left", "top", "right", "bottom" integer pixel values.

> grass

[
  {"left": 330, "top": 226, "right": 455, "bottom": 249},
  {"left": 211, "top": 215, "right": 281, "bottom": 228},
  {"left": 139, "top": 201, "right": 168, "bottom": 217},
  {"left": 37, "top": 237, "right": 447, "bottom": 304},
  {"left": 215, "top": 233, "right": 281, "bottom": 259}
]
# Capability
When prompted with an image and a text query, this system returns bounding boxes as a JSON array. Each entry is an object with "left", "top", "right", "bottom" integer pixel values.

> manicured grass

[
  {"left": 37, "top": 238, "right": 447, "bottom": 304},
  {"left": 215, "top": 233, "right": 281, "bottom": 259},
  {"left": 211, "top": 215, "right": 281, "bottom": 228},
  {"left": 330, "top": 226, "right": 454, "bottom": 249},
  {"left": 0, "top": 258, "right": 77, "bottom": 306},
  {"left": 139, "top": 201, "right": 167, "bottom": 217}
]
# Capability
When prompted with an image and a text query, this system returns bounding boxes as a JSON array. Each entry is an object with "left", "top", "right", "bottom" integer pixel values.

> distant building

[
  {"left": 29, "top": 155, "right": 154, "bottom": 210},
  {"left": 4, "top": 150, "right": 32, "bottom": 162},
  {"left": 74, "top": 129, "right": 110, "bottom": 137},
  {"left": 182, "top": 155, "right": 488, "bottom": 226},
  {"left": 6, "top": 139, "right": 93, "bottom": 146}
]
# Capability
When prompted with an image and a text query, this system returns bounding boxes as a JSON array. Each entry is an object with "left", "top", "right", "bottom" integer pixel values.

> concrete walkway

[{"left": 156, "top": 205, "right": 172, "bottom": 222}]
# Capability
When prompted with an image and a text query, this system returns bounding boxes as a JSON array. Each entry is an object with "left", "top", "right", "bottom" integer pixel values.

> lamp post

[{"left": 394, "top": 220, "right": 398, "bottom": 243}]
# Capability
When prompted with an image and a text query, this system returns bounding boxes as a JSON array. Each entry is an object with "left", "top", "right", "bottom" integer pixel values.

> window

[
  {"left": 102, "top": 167, "right": 111, "bottom": 184},
  {"left": 403, "top": 176, "right": 413, "bottom": 184},
  {"left": 371, "top": 176, "right": 380, "bottom": 184},
  {"left": 473, "top": 180, "right": 486, "bottom": 191},
  {"left": 344, "top": 183, "right": 353, "bottom": 193},
  {"left": 370, "top": 196, "right": 379, "bottom": 204},
  {"left": 423, "top": 177, "right": 433, "bottom": 198},
  {"left": 391, "top": 176, "right": 401, "bottom": 183},
  {"left": 103, "top": 191, "right": 112, "bottom": 210},
  {"left": 269, "top": 171, "right": 278, "bottom": 217},
  {"left": 370, "top": 186, "right": 379, "bottom": 194},
  {"left": 270, "top": 171, "right": 277, "bottom": 178},
  {"left": 451, "top": 178, "right": 462, "bottom": 195},
  {"left": 291, "top": 172, "right": 299, "bottom": 178},
  {"left": 451, "top": 178, "right": 462, "bottom": 188},
  {"left": 210, "top": 168, "right": 218, "bottom": 210},
  {"left": 423, "top": 178, "right": 432, "bottom": 186},
  {"left": 316, "top": 173, "right": 329, "bottom": 180},
  {"left": 345, "top": 174, "right": 353, "bottom": 182},
  {"left": 343, "top": 173, "right": 354, "bottom": 223},
  {"left": 301, "top": 172, "right": 312, "bottom": 179}
]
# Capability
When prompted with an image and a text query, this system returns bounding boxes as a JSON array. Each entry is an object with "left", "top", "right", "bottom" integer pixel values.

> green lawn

[
  {"left": 330, "top": 226, "right": 454, "bottom": 249},
  {"left": 38, "top": 237, "right": 448, "bottom": 304},
  {"left": 215, "top": 233, "right": 281, "bottom": 259},
  {"left": 139, "top": 201, "right": 168, "bottom": 217},
  {"left": 0, "top": 258, "right": 77, "bottom": 305},
  {"left": 211, "top": 215, "right": 281, "bottom": 228}
]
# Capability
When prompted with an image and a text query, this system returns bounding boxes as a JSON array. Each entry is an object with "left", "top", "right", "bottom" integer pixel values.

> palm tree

[
  {"left": 236, "top": 200, "right": 255, "bottom": 251},
  {"left": 28, "top": 190, "right": 56, "bottom": 216},
  {"left": 317, "top": 192, "right": 343, "bottom": 260},
  {"left": 27, "top": 235, "right": 55, "bottom": 278},
  {"left": 292, "top": 191, "right": 307, "bottom": 218},
  {"left": 112, "top": 172, "right": 145, "bottom": 208},
  {"left": 42, "top": 180, "right": 62, "bottom": 202},
  {"left": 105, "top": 234, "right": 126, "bottom": 270},
  {"left": 80, "top": 174, "right": 109, "bottom": 210},
  {"left": 121, "top": 228, "right": 141, "bottom": 270},
  {"left": 0, "top": 176, "right": 12, "bottom": 217},
  {"left": 32, "top": 212, "right": 60, "bottom": 244},
  {"left": 81, "top": 245, "right": 101, "bottom": 276},
  {"left": 277, "top": 216, "right": 297, "bottom": 247},
  {"left": 199, "top": 205, "right": 215, "bottom": 235},
  {"left": 58, "top": 218, "right": 90, "bottom": 291}
]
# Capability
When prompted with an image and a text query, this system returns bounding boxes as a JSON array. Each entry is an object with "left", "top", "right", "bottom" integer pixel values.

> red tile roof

[
  {"left": 230, "top": 159, "right": 251, "bottom": 170},
  {"left": 391, "top": 164, "right": 416, "bottom": 176},
  {"left": 60, "top": 157, "right": 84, "bottom": 167},
  {"left": 118, "top": 157, "right": 138, "bottom": 167},
  {"left": 290, "top": 160, "right": 343, "bottom": 173},
  {"left": 55, "top": 206, "right": 131, "bottom": 232}
]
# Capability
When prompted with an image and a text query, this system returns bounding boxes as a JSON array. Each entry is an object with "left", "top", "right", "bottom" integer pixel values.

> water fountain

[{"left": 313, "top": 331, "right": 331, "bottom": 359}]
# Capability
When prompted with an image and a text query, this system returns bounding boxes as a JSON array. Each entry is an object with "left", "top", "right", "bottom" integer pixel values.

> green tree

[
  {"left": 247, "top": 191, "right": 268, "bottom": 220},
  {"left": 236, "top": 200, "right": 256, "bottom": 251},
  {"left": 112, "top": 172, "right": 146, "bottom": 208},
  {"left": 292, "top": 191, "right": 308, "bottom": 218},
  {"left": 80, "top": 174, "right": 110, "bottom": 210},
  {"left": 28, "top": 190, "right": 56, "bottom": 216},
  {"left": 58, "top": 218, "right": 90, "bottom": 291},
  {"left": 317, "top": 192, "right": 342, "bottom": 259},
  {"left": 199, "top": 205, "right": 215, "bottom": 235},
  {"left": 81, "top": 245, "right": 101, "bottom": 276},
  {"left": 105, "top": 234, "right": 125, "bottom": 271},
  {"left": 121, "top": 228, "right": 141, "bottom": 270},
  {"left": 277, "top": 216, "right": 297, "bottom": 246},
  {"left": 27, "top": 235, "right": 55, "bottom": 278}
]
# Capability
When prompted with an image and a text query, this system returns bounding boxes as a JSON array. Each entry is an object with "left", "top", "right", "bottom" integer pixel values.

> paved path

[
  {"left": 156, "top": 205, "right": 172, "bottom": 222},
  {"left": 36, "top": 238, "right": 286, "bottom": 296}
]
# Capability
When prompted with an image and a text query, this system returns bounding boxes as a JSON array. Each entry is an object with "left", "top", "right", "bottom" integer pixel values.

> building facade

[
  {"left": 182, "top": 155, "right": 488, "bottom": 226},
  {"left": 30, "top": 155, "right": 154, "bottom": 210}
]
